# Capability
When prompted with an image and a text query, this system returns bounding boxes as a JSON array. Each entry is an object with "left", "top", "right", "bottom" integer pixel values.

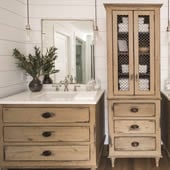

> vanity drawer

[
  {"left": 114, "top": 137, "right": 156, "bottom": 151},
  {"left": 3, "top": 108, "right": 89, "bottom": 123},
  {"left": 114, "top": 120, "right": 155, "bottom": 134},
  {"left": 113, "top": 103, "right": 155, "bottom": 117},
  {"left": 4, "top": 126, "right": 89, "bottom": 142},
  {"left": 4, "top": 145, "right": 89, "bottom": 161}
]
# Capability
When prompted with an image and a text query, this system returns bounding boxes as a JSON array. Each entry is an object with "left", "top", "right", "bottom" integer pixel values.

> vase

[
  {"left": 43, "top": 75, "right": 53, "bottom": 84},
  {"left": 29, "top": 77, "right": 42, "bottom": 92}
]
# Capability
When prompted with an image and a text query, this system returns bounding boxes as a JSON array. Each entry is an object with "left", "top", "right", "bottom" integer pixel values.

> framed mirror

[{"left": 41, "top": 19, "right": 95, "bottom": 84}]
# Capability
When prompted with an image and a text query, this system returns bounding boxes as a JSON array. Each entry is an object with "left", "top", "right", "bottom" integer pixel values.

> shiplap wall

[
  {"left": 0, "top": 0, "right": 168, "bottom": 95},
  {"left": 0, "top": 0, "right": 27, "bottom": 98}
]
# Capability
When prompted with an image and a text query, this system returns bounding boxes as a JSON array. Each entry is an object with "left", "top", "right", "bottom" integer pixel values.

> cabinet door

[
  {"left": 112, "top": 11, "right": 134, "bottom": 95},
  {"left": 134, "top": 11, "right": 155, "bottom": 95}
]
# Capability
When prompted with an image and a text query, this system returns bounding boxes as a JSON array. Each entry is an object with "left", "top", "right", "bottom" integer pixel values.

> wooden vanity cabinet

[
  {"left": 0, "top": 95, "right": 104, "bottom": 169},
  {"left": 104, "top": 4, "right": 162, "bottom": 167}
]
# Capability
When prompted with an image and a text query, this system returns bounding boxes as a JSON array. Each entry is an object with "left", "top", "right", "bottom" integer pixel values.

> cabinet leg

[
  {"left": 91, "top": 168, "right": 96, "bottom": 170},
  {"left": 111, "top": 158, "right": 116, "bottom": 167},
  {"left": 155, "top": 157, "right": 160, "bottom": 167}
]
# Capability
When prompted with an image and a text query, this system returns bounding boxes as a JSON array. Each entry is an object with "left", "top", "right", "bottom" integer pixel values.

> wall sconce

[
  {"left": 25, "top": 0, "right": 31, "bottom": 41},
  {"left": 94, "top": 0, "right": 99, "bottom": 31}
]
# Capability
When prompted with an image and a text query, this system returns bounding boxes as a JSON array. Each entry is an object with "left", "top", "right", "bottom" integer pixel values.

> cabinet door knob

[
  {"left": 130, "top": 124, "right": 139, "bottom": 130},
  {"left": 41, "top": 112, "right": 53, "bottom": 118},
  {"left": 130, "top": 108, "right": 138, "bottom": 113},
  {"left": 42, "top": 131, "right": 52, "bottom": 137},
  {"left": 42, "top": 150, "right": 52, "bottom": 156},
  {"left": 131, "top": 141, "right": 139, "bottom": 147}
]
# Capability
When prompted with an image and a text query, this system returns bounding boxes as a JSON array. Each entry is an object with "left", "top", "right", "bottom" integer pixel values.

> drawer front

[
  {"left": 5, "top": 145, "right": 89, "bottom": 161},
  {"left": 3, "top": 108, "right": 89, "bottom": 123},
  {"left": 115, "top": 137, "right": 155, "bottom": 151},
  {"left": 114, "top": 120, "right": 155, "bottom": 134},
  {"left": 4, "top": 126, "right": 89, "bottom": 142},
  {"left": 113, "top": 103, "right": 155, "bottom": 117}
]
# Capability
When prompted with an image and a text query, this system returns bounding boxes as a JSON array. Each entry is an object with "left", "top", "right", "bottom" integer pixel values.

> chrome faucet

[
  {"left": 60, "top": 77, "right": 69, "bottom": 91},
  {"left": 53, "top": 75, "right": 77, "bottom": 91}
]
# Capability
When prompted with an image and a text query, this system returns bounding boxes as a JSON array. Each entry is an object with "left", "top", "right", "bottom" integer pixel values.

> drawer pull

[
  {"left": 130, "top": 108, "right": 138, "bottom": 113},
  {"left": 42, "top": 131, "right": 52, "bottom": 137},
  {"left": 42, "top": 150, "right": 52, "bottom": 156},
  {"left": 130, "top": 124, "right": 139, "bottom": 130},
  {"left": 41, "top": 112, "right": 54, "bottom": 118},
  {"left": 131, "top": 141, "right": 139, "bottom": 147}
]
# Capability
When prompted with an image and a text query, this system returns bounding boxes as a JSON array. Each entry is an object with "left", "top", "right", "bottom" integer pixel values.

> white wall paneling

[{"left": 0, "top": 0, "right": 26, "bottom": 98}]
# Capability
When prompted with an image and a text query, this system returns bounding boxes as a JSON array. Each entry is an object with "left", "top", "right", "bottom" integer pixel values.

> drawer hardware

[
  {"left": 131, "top": 141, "right": 139, "bottom": 147},
  {"left": 130, "top": 107, "right": 138, "bottom": 113},
  {"left": 135, "top": 74, "right": 139, "bottom": 81},
  {"left": 42, "top": 150, "right": 52, "bottom": 156},
  {"left": 130, "top": 124, "right": 139, "bottom": 130},
  {"left": 42, "top": 131, "right": 52, "bottom": 137},
  {"left": 112, "top": 104, "right": 114, "bottom": 112},
  {"left": 41, "top": 112, "right": 54, "bottom": 118}
]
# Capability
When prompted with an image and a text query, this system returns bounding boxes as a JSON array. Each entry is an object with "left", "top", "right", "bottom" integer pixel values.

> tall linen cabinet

[{"left": 104, "top": 4, "right": 162, "bottom": 167}]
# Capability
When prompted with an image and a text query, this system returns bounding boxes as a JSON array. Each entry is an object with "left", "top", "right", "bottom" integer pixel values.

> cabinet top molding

[{"left": 104, "top": 3, "right": 162, "bottom": 9}]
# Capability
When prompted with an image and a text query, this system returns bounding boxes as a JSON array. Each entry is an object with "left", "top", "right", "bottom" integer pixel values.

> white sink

[
  {"left": 74, "top": 91, "right": 97, "bottom": 100},
  {"left": 32, "top": 91, "right": 98, "bottom": 101},
  {"left": 33, "top": 91, "right": 77, "bottom": 101}
]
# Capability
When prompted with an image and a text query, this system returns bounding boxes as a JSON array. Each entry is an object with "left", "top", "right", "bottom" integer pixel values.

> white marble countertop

[{"left": 0, "top": 88, "right": 104, "bottom": 105}]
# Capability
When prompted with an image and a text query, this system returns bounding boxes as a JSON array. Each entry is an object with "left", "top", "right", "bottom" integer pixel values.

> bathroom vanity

[{"left": 0, "top": 90, "right": 105, "bottom": 169}]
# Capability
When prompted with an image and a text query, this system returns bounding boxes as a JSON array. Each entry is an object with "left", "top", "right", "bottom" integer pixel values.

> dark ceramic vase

[
  {"left": 43, "top": 74, "right": 53, "bottom": 84},
  {"left": 29, "top": 77, "right": 42, "bottom": 92}
]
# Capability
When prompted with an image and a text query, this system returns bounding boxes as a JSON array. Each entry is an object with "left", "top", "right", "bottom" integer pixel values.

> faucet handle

[
  {"left": 52, "top": 83, "right": 61, "bottom": 91},
  {"left": 64, "top": 77, "right": 69, "bottom": 83},
  {"left": 73, "top": 85, "right": 80, "bottom": 91}
]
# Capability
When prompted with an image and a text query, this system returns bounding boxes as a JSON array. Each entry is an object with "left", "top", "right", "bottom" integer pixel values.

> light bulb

[
  {"left": 167, "top": 21, "right": 170, "bottom": 42},
  {"left": 25, "top": 24, "right": 31, "bottom": 42}
]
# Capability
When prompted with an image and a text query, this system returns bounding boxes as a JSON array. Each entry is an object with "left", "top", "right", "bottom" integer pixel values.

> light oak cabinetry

[
  {"left": 0, "top": 96, "right": 104, "bottom": 169},
  {"left": 104, "top": 4, "right": 162, "bottom": 167}
]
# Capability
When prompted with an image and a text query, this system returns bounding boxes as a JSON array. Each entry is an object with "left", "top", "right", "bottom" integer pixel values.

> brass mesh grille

[
  {"left": 117, "top": 15, "right": 129, "bottom": 91},
  {"left": 138, "top": 15, "right": 150, "bottom": 91}
]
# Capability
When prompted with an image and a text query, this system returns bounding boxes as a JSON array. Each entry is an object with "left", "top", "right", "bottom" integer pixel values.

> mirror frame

[{"left": 41, "top": 19, "right": 95, "bottom": 83}]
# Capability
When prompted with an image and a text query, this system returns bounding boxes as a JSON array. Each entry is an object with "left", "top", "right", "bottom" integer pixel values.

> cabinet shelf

[
  {"left": 118, "top": 52, "right": 129, "bottom": 55},
  {"left": 139, "top": 52, "right": 150, "bottom": 55}
]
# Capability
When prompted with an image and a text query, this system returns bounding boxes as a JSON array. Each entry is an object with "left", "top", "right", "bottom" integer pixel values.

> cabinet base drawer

[
  {"left": 115, "top": 137, "right": 155, "bottom": 151},
  {"left": 113, "top": 103, "right": 155, "bottom": 117},
  {"left": 3, "top": 108, "right": 89, "bottom": 123},
  {"left": 114, "top": 120, "right": 155, "bottom": 134},
  {"left": 5, "top": 145, "right": 89, "bottom": 161},
  {"left": 4, "top": 126, "right": 89, "bottom": 142}
]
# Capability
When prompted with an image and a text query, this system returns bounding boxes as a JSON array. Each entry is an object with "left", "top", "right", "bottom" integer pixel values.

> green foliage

[
  {"left": 42, "top": 47, "right": 59, "bottom": 75},
  {"left": 13, "top": 46, "right": 59, "bottom": 79},
  {"left": 13, "top": 47, "right": 43, "bottom": 78}
]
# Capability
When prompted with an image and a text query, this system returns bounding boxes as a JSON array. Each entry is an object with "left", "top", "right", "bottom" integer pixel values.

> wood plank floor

[
  {"left": 98, "top": 146, "right": 170, "bottom": 170},
  {"left": 9, "top": 146, "right": 170, "bottom": 170}
]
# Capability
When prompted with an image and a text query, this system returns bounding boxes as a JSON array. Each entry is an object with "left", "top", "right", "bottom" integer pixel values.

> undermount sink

[{"left": 32, "top": 91, "right": 98, "bottom": 101}]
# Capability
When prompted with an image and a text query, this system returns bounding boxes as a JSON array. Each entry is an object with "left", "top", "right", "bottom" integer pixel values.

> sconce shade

[
  {"left": 26, "top": 0, "right": 31, "bottom": 41},
  {"left": 26, "top": 24, "right": 31, "bottom": 41}
]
